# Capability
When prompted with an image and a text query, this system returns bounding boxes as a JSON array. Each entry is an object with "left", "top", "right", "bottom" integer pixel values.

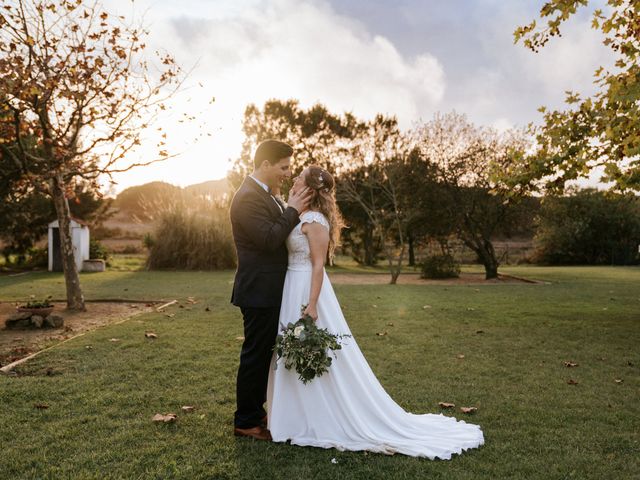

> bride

[{"left": 267, "top": 165, "right": 485, "bottom": 460}]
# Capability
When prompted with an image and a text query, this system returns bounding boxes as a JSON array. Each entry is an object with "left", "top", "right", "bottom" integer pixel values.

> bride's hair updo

[{"left": 304, "top": 165, "right": 344, "bottom": 261}]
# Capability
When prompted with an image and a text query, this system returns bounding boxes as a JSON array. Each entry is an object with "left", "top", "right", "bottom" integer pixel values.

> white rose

[{"left": 293, "top": 325, "right": 305, "bottom": 338}]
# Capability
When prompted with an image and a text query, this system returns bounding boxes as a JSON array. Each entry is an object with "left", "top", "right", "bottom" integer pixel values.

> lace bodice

[{"left": 286, "top": 211, "right": 330, "bottom": 270}]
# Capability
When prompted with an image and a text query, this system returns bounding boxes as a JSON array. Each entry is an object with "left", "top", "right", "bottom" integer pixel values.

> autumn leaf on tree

[{"left": 0, "top": 0, "right": 187, "bottom": 311}]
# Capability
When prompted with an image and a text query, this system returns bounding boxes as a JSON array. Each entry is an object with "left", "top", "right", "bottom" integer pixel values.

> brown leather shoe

[
  {"left": 233, "top": 425, "right": 272, "bottom": 441},
  {"left": 260, "top": 415, "right": 268, "bottom": 428}
]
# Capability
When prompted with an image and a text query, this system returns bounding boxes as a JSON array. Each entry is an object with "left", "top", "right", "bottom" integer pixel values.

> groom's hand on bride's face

[{"left": 288, "top": 186, "right": 312, "bottom": 214}]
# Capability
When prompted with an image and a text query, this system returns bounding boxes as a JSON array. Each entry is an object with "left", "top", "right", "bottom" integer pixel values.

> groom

[{"left": 229, "top": 139, "right": 311, "bottom": 441}]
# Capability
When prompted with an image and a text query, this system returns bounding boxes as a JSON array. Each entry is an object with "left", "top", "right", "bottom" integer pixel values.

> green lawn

[{"left": 0, "top": 265, "right": 638, "bottom": 479}]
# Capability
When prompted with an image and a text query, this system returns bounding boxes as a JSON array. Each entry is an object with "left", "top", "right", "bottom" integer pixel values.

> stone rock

[
  {"left": 4, "top": 318, "right": 18, "bottom": 329},
  {"left": 6, "top": 312, "right": 32, "bottom": 322},
  {"left": 5, "top": 313, "right": 34, "bottom": 329},
  {"left": 45, "top": 314, "right": 64, "bottom": 328},
  {"left": 82, "top": 259, "right": 106, "bottom": 272},
  {"left": 31, "top": 315, "right": 44, "bottom": 328}
]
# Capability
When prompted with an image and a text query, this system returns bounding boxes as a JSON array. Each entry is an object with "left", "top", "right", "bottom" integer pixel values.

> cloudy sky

[{"left": 105, "top": 0, "right": 610, "bottom": 193}]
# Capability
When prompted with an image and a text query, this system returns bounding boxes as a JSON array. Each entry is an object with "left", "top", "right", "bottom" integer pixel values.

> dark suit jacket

[{"left": 230, "top": 177, "right": 300, "bottom": 308}]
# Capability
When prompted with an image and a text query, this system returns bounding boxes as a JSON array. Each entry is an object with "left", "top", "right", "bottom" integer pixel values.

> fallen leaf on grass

[
  {"left": 235, "top": 336, "right": 244, "bottom": 341},
  {"left": 85, "top": 346, "right": 92, "bottom": 350},
  {"left": 187, "top": 296, "right": 198, "bottom": 304},
  {"left": 460, "top": 407, "right": 477, "bottom": 414},
  {"left": 614, "top": 379, "right": 623, "bottom": 384},
  {"left": 387, "top": 322, "right": 394, "bottom": 327},
  {"left": 563, "top": 361, "right": 579, "bottom": 367},
  {"left": 476, "top": 330, "right": 484, "bottom": 334},
  {"left": 567, "top": 379, "right": 579, "bottom": 385},
  {"left": 34, "top": 403, "right": 49, "bottom": 409},
  {"left": 165, "top": 314, "right": 175, "bottom": 318},
  {"left": 422, "top": 305, "right": 432, "bottom": 309},
  {"left": 372, "top": 304, "right": 378, "bottom": 308},
  {"left": 438, "top": 402, "right": 455, "bottom": 409},
  {"left": 109, "top": 338, "right": 120, "bottom": 342},
  {"left": 457, "top": 354, "right": 465, "bottom": 359},
  {"left": 152, "top": 413, "right": 177, "bottom": 423},
  {"left": 376, "top": 331, "right": 388, "bottom": 336},
  {"left": 181, "top": 405, "right": 196, "bottom": 412},
  {"left": 145, "top": 332, "right": 158, "bottom": 339},
  {"left": 205, "top": 307, "right": 211, "bottom": 312}
]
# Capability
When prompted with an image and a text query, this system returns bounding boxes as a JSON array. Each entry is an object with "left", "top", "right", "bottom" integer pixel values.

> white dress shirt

[{"left": 250, "top": 175, "right": 284, "bottom": 213}]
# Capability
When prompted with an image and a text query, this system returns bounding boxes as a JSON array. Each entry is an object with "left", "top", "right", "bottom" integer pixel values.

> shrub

[
  {"left": 532, "top": 189, "right": 640, "bottom": 265},
  {"left": 421, "top": 254, "right": 460, "bottom": 279},
  {"left": 90, "top": 239, "right": 110, "bottom": 261},
  {"left": 146, "top": 206, "right": 236, "bottom": 270},
  {"left": 143, "top": 233, "right": 155, "bottom": 250},
  {"left": 23, "top": 247, "right": 48, "bottom": 269}
]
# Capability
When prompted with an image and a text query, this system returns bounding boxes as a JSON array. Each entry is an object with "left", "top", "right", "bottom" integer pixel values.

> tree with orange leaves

[{"left": 0, "top": 0, "right": 183, "bottom": 310}]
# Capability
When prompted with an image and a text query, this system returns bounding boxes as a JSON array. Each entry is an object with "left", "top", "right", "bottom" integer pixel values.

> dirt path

[
  {"left": 328, "top": 272, "right": 541, "bottom": 285},
  {"left": 0, "top": 302, "right": 153, "bottom": 368}
]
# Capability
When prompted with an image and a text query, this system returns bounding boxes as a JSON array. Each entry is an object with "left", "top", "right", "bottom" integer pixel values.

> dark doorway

[{"left": 51, "top": 227, "right": 63, "bottom": 272}]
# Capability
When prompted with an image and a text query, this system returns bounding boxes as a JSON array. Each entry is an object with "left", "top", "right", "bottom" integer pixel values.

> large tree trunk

[
  {"left": 408, "top": 233, "right": 415, "bottom": 267},
  {"left": 386, "top": 243, "right": 405, "bottom": 285},
  {"left": 462, "top": 235, "right": 499, "bottom": 280},
  {"left": 477, "top": 239, "right": 499, "bottom": 279},
  {"left": 363, "top": 224, "right": 376, "bottom": 266},
  {"left": 50, "top": 174, "right": 86, "bottom": 311}
]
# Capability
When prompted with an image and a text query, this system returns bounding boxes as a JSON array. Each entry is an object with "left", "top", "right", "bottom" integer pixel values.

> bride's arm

[{"left": 301, "top": 222, "right": 330, "bottom": 321}]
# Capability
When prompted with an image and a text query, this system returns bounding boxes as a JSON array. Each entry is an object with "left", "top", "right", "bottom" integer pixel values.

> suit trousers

[{"left": 234, "top": 306, "right": 280, "bottom": 428}]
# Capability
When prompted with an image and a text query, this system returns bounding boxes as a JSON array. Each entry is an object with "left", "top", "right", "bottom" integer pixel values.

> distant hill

[
  {"left": 113, "top": 179, "right": 232, "bottom": 221},
  {"left": 184, "top": 179, "right": 231, "bottom": 199}
]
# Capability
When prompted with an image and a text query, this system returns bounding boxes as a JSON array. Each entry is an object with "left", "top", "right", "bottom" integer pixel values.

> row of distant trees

[
  {"left": 229, "top": 100, "right": 534, "bottom": 281},
  {"left": 1, "top": 0, "right": 638, "bottom": 308},
  {"left": 224, "top": 99, "right": 640, "bottom": 282}
]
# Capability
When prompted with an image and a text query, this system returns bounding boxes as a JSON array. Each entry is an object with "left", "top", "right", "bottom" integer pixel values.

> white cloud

[
  {"left": 107, "top": 0, "right": 446, "bottom": 191},
  {"left": 443, "top": 2, "right": 612, "bottom": 130}
]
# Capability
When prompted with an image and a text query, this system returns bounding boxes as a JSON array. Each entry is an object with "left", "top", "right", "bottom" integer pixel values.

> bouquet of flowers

[{"left": 273, "top": 306, "right": 350, "bottom": 384}]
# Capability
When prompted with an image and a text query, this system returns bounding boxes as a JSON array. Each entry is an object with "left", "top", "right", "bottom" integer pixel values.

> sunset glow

[{"left": 103, "top": 0, "right": 611, "bottom": 193}]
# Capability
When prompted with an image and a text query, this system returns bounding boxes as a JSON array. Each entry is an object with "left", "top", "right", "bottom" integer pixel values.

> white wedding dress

[{"left": 267, "top": 211, "right": 484, "bottom": 459}]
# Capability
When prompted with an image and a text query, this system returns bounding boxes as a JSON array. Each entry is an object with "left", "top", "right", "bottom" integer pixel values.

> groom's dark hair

[{"left": 254, "top": 140, "right": 294, "bottom": 169}]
